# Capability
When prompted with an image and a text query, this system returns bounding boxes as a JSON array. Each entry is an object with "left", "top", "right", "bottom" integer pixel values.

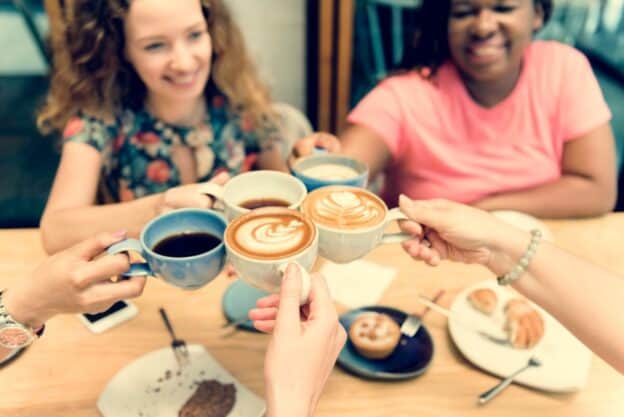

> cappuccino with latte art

[
  {"left": 302, "top": 187, "right": 386, "bottom": 230},
  {"left": 225, "top": 207, "right": 318, "bottom": 304},
  {"left": 301, "top": 186, "right": 410, "bottom": 263}
]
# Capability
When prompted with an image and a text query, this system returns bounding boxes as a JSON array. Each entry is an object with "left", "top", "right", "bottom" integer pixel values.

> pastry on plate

[
  {"left": 467, "top": 288, "right": 498, "bottom": 315},
  {"left": 348, "top": 312, "right": 401, "bottom": 359},
  {"left": 504, "top": 299, "right": 545, "bottom": 349}
]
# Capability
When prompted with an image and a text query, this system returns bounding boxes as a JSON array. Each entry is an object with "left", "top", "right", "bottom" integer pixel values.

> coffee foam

[
  {"left": 301, "top": 163, "right": 360, "bottom": 181},
  {"left": 226, "top": 209, "right": 315, "bottom": 260},
  {"left": 303, "top": 187, "right": 386, "bottom": 229}
]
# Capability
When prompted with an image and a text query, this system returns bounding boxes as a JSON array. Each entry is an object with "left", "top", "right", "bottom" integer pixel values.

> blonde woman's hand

[
  {"left": 157, "top": 171, "right": 230, "bottom": 215},
  {"left": 288, "top": 132, "right": 342, "bottom": 168},
  {"left": 397, "top": 195, "right": 522, "bottom": 268},
  {"left": 249, "top": 265, "right": 346, "bottom": 417},
  {"left": 2, "top": 232, "right": 146, "bottom": 329}
]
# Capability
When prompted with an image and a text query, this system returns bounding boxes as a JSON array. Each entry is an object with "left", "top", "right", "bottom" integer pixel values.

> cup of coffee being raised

[
  {"left": 107, "top": 209, "right": 226, "bottom": 290},
  {"left": 199, "top": 170, "right": 307, "bottom": 222},
  {"left": 301, "top": 186, "right": 409, "bottom": 264},
  {"left": 291, "top": 154, "right": 368, "bottom": 191},
  {"left": 224, "top": 207, "right": 318, "bottom": 304}
]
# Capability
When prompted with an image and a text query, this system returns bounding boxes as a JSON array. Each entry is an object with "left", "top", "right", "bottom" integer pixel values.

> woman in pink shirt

[{"left": 295, "top": 0, "right": 617, "bottom": 218}]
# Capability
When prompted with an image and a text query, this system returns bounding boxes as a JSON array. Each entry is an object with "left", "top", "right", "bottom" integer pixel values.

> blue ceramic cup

[
  {"left": 107, "top": 209, "right": 227, "bottom": 290},
  {"left": 291, "top": 154, "right": 369, "bottom": 191}
]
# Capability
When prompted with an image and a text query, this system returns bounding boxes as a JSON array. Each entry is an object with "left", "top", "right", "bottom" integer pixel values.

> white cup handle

[
  {"left": 197, "top": 183, "right": 225, "bottom": 211},
  {"left": 381, "top": 207, "right": 412, "bottom": 245},
  {"left": 278, "top": 262, "right": 311, "bottom": 305}
]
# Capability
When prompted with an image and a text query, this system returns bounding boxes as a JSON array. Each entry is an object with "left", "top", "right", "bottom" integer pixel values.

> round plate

[
  {"left": 221, "top": 279, "right": 269, "bottom": 331},
  {"left": 448, "top": 280, "right": 591, "bottom": 392},
  {"left": 337, "top": 306, "right": 434, "bottom": 380}
]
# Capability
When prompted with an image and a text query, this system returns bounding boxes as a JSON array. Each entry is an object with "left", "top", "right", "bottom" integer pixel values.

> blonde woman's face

[{"left": 124, "top": 0, "right": 212, "bottom": 103}]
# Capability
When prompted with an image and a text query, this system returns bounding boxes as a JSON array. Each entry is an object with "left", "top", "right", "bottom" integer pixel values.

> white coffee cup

[
  {"left": 200, "top": 170, "right": 308, "bottom": 222},
  {"left": 301, "top": 186, "right": 409, "bottom": 263},
  {"left": 224, "top": 207, "right": 318, "bottom": 304}
]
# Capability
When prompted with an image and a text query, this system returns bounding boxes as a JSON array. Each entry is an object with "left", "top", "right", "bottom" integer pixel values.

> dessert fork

[
  {"left": 478, "top": 356, "right": 542, "bottom": 404},
  {"left": 159, "top": 308, "right": 190, "bottom": 367},
  {"left": 400, "top": 290, "right": 445, "bottom": 337}
]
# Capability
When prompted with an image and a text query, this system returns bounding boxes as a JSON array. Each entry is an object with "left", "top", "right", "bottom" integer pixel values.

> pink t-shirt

[{"left": 347, "top": 41, "right": 612, "bottom": 206}]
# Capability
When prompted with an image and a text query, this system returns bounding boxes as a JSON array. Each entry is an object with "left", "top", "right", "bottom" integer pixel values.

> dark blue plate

[
  {"left": 337, "top": 306, "right": 434, "bottom": 380},
  {"left": 221, "top": 279, "right": 269, "bottom": 332}
]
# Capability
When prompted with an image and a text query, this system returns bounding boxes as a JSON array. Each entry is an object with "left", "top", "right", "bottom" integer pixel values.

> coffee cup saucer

[
  {"left": 337, "top": 306, "right": 434, "bottom": 381},
  {"left": 221, "top": 279, "right": 269, "bottom": 332}
]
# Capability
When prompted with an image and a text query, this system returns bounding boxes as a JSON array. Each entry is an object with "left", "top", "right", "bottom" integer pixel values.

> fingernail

[{"left": 399, "top": 194, "right": 412, "bottom": 208}]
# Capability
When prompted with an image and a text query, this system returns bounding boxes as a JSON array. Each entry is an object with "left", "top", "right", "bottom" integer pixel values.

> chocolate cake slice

[{"left": 178, "top": 380, "right": 236, "bottom": 417}]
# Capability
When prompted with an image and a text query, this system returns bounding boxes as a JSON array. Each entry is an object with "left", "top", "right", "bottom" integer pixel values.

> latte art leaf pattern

[
  {"left": 315, "top": 191, "right": 382, "bottom": 227},
  {"left": 235, "top": 216, "right": 308, "bottom": 256}
]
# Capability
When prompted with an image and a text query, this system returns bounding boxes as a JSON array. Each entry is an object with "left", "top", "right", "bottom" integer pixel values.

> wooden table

[{"left": 1, "top": 214, "right": 623, "bottom": 417}]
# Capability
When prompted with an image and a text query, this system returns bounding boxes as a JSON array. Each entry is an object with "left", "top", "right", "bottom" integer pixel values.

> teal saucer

[{"left": 221, "top": 279, "right": 270, "bottom": 332}]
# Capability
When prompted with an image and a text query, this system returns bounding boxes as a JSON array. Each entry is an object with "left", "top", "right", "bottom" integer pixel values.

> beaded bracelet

[{"left": 497, "top": 229, "right": 542, "bottom": 286}]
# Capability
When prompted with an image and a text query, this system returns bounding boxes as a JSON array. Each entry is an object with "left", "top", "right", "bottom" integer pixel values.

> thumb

[
  {"left": 210, "top": 171, "right": 230, "bottom": 186},
  {"left": 274, "top": 263, "right": 303, "bottom": 336},
  {"left": 399, "top": 195, "right": 445, "bottom": 231}
]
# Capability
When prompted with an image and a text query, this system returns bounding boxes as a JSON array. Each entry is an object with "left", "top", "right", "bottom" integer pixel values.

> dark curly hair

[
  {"left": 399, "top": 0, "right": 553, "bottom": 77},
  {"left": 39, "top": 0, "right": 273, "bottom": 133}
]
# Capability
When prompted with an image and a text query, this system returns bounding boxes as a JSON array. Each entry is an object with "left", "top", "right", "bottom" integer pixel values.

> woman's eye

[
  {"left": 144, "top": 42, "right": 165, "bottom": 52},
  {"left": 189, "top": 30, "right": 204, "bottom": 40},
  {"left": 493, "top": 5, "right": 515, "bottom": 13},
  {"left": 451, "top": 8, "right": 475, "bottom": 19}
]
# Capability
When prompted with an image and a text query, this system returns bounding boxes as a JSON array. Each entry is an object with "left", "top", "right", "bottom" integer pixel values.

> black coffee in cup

[
  {"left": 153, "top": 232, "right": 222, "bottom": 258},
  {"left": 239, "top": 198, "right": 291, "bottom": 210}
]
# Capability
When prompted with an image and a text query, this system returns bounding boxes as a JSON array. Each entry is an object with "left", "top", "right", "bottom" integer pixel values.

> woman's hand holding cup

[
  {"left": 156, "top": 171, "right": 230, "bottom": 215},
  {"left": 250, "top": 264, "right": 346, "bottom": 417},
  {"left": 397, "top": 195, "right": 529, "bottom": 273},
  {"left": 289, "top": 132, "right": 342, "bottom": 167}
]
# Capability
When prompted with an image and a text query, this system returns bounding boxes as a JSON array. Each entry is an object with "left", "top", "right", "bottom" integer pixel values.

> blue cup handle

[{"left": 107, "top": 239, "right": 153, "bottom": 277}]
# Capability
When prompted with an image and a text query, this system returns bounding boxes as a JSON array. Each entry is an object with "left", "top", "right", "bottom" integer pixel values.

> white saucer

[
  {"left": 448, "top": 281, "right": 591, "bottom": 392},
  {"left": 97, "top": 344, "right": 265, "bottom": 417},
  {"left": 491, "top": 210, "right": 554, "bottom": 242}
]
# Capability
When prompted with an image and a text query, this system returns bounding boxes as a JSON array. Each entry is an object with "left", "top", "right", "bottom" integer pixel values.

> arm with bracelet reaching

[{"left": 397, "top": 195, "right": 624, "bottom": 374}]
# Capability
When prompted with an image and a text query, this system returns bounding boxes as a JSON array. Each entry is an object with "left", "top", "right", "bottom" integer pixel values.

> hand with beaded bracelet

[{"left": 397, "top": 195, "right": 624, "bottom": 374}]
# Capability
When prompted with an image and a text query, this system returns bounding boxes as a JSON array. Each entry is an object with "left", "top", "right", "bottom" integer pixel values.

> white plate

[
  {"left": 491, "top": 210, "right": 554, "bottom": 242},
  {"left": 97, "top": 344, "right": 265, "bottom": 417},
  {"left": 448, "top": 281, "right": 591, "bottom": 392}
]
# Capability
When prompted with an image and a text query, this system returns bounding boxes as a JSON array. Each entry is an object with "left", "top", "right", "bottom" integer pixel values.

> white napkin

[{"left": 320, "top": 260, "right": 397, "bottom": 308}]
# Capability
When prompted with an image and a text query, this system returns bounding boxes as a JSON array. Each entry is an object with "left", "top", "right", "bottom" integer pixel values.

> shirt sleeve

[
  {"left": 557, "top": 48, "right": 612, "bottom": 141},
  {"left": 62, "top": 114, "right": 115, "bottom": 152},
  {"left": 347, "top": 78, "right": 406, "bottom": 160}
]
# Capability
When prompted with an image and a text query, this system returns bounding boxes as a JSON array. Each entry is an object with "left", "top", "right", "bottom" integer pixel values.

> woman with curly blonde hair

[{"left": 39, "top": 0, "right": 288, "bottom": 253}]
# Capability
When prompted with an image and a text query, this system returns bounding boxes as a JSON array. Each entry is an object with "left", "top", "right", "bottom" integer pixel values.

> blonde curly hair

[{"left": 38, "top": 0, "right": 274, "bottom": 133}]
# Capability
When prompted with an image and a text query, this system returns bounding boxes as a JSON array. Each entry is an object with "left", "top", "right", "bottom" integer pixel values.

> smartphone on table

[{"left": 78, "top": 300, "right": 138, "bottom": 333}]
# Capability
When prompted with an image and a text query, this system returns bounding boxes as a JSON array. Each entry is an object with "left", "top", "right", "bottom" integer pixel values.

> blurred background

[{"left": 1, "top": 0, "right": 623, "bottom": 227}]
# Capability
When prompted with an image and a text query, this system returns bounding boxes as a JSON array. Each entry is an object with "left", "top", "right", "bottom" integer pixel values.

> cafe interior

[{"left": 0, "top": 0, "right": 623, "bottom": 416}]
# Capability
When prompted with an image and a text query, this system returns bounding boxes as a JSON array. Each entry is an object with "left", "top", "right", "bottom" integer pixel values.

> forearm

[
  {"left": 488, "top": 230, "right": 624, "bottom": 373},
  {"left": 474, "top": 175, "right": 616, "bottom": 218},
  {"left": 256, "top": 146, "right": 289, "bottom": 173},
  {"left": 40, "top": 194, "right": 162, "bottom": 254}
]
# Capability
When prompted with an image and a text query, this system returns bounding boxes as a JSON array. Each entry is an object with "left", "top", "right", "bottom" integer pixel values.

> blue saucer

[
  {"left": 337, "top": 306, "right": 434, "bottom": 380},
  {"left": 221, "top": 279, "right": 270, "bottom": 332}
]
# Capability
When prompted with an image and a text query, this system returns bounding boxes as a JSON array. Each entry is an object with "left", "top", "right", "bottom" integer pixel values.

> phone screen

[{"left": 82, "top": 301, "right": 129, "bottom": 323}]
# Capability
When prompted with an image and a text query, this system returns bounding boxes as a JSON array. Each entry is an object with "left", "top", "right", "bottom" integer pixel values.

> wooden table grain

[{"left": 0, "top": 214, "right": 623, "bottom": 417}]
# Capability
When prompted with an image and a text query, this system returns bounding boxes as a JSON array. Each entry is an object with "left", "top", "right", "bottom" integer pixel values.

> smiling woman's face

[
  {"left": 447, "top": 0, "right": 543, "bottom": 83},
  {"left": 124, "top": 0, "right": 212, "bottom": 104}
]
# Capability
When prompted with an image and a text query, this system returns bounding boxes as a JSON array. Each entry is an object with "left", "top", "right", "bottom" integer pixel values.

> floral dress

[{"left": 62, "top": 93, "right": 283, "bottom": 202}]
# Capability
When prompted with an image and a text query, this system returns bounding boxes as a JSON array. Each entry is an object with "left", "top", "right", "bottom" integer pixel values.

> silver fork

[
  {"left": 159, "top": 308, "right": 190, "bottom": 367},
  {"left": 400, "top": 290, "right": 445, "bottom": 337},
  {"left": 478, "top": 356, "right": 542, "bottom": 404}
]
